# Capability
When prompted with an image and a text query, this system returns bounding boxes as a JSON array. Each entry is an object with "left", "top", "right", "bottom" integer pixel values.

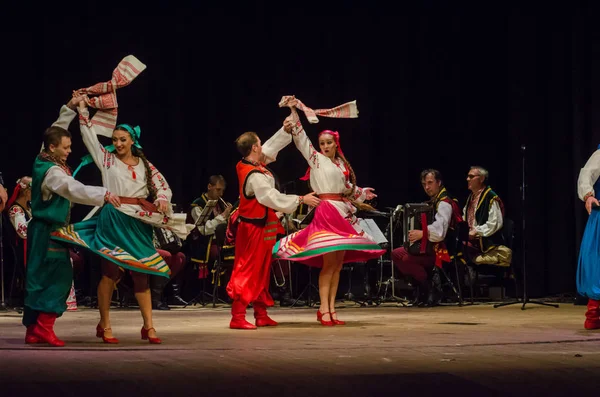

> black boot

[
  {"left": 280, "top": 286, "right": 304, "bottom": 307},
  {"left": 150, "top": 276, "right": 170, "bottom": 311},
  {"left": 170, "top": 283, "right": 188, "bottom": 306},
  {"left": 426, "top": 268, "right": 443, "bottom": 307}
]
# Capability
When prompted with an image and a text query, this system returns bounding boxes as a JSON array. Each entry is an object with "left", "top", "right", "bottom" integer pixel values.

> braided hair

[
  {"left": 133, "top": 146, "right": 157, "bottom": 202},
  {"left": 335, "top": 149, "right": 376, "bottom": 212}
]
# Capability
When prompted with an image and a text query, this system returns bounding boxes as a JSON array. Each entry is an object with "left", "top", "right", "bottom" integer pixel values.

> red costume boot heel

[
  {"left": 318, "top": 311, "right": 334, "bottom": 326},
  {"left": 253, "top": 302, "right": 278, "bottom": 327},
  {"left": 230, "top": 300, "right": 257, "bottom": 330},
  {"left": 96, "top": 324, "right": 119, "bottom": 344},
  {"left": 331, "top": 312, "right": 346, "bottom": 326},
  {"left": 141, "top": 327, "right": 162, "bottom": 344},
  {"left": 584, "top": 299, "right": 600, "bottom": 330},
  {"left": 25, "top": 325, "right": 42, "bottom": 344}
]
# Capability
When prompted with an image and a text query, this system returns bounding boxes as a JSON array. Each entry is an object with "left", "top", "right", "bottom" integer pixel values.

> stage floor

[{"left": 1, "top": 302, "right": 599, "bottom": 396}]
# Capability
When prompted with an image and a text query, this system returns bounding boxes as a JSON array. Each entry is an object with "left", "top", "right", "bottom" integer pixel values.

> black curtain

[{"left": 0, "top": 3, "right": 597, "bottom": 297}]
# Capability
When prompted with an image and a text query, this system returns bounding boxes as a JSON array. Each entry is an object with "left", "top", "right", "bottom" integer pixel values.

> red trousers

[
  {"left": 226, "top": 222, "right": 275, "bottom": 307},
  {"left": 391, "top": 247, "right": 434, "bottom": 283}
]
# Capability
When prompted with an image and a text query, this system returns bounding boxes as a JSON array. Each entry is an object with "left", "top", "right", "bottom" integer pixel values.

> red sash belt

[
  {"left": 318, "top": 193, "right": 345, "bottom": 201},
  {"left": 119, "top": 197, "right": 158, "bottom": 212}
]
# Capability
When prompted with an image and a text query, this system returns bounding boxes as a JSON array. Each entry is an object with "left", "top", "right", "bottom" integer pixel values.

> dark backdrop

[{"left": 1, "top": 3, "right": 597, "bottom": 297}]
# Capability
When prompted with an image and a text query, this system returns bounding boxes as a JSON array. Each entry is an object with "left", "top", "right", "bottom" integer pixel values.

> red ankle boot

[
  {"left": 230, "top": 300, "right": 257, "bottom": 330},
  {"left": 253, "top": 302, "right": 278, "bottom": 327},
  {"left": 584, "top": 299, "right": 600, "bottom": 330},
  {"left": 32, "top": 312, "right": 65, "bottom": 347}
]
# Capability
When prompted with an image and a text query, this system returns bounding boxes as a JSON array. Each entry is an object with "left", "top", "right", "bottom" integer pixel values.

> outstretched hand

[{"left": 363, "top": 187, "right": 377, "bottom": 200}]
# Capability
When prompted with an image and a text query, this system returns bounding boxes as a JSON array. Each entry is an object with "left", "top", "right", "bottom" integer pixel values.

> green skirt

[{"left": 51, "top": 205, "right": 170, "bottom": 278}]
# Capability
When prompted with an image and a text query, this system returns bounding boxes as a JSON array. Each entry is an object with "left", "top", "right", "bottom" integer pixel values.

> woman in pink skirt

[{"left": 273, "top": 99, "right": 385, "bottom": 326}]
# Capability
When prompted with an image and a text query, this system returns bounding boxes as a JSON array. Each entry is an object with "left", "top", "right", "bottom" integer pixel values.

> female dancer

[
  {"left": 53, "top": 99, "right": 191, "bottom": 344},
  {"left": 274, "top": 99, "right": 385, "bottom": 326}
]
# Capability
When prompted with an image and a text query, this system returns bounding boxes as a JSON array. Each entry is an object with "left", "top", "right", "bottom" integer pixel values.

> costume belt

[
  {"left": 118, "top": 197, "right": 158, "bottom": 212},
  {"left": 317, "top": 193, "right": 345, "bottom": 201}
]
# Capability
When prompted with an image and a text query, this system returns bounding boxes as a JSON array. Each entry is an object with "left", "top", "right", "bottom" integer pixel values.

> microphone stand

[{"left": 494, "top": 145, "right": 558, "bottom": 309}]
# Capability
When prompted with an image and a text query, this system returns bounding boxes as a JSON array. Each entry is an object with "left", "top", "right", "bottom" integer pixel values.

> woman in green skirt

[{"left": 52, "top": 99, "right": 192, "bottom": 344}]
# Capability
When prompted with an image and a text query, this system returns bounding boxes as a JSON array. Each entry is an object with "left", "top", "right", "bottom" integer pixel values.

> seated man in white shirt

[
  {"left": 463, "top": 166, "right": 510, "bottom": 267},
  {"left": 391, "top": 169, "right": 463, "bottom": 305}
]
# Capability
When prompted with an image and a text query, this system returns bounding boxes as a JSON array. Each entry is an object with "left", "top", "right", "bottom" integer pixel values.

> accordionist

[{"left": 391, "top": 169, "right": 463, "bottom": 305}]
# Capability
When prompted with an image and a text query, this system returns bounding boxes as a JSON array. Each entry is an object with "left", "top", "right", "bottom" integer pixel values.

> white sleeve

[
  {"left": 578, "top": 150, "right": 600, "bottom": 201},
  {"left": 51, "top": 105, "right": 77, "bottom": 130},
  {"left": 148, "top": 161, "right": 173, "bottom": 204},
  {"left": 427, "top": 201, "right": 452, "bottom": 243},
  {"left": 474, "top": 200, "right": 503, "bottom": 237},
  {"left": 77, "top": 106, "right": 113, "bottom": 171},
  {"left": 246, "top": 173, "right": 299, "bottom": 214},
  {"left": 8, "top": 207, "right": 29, "bottom": 239},
  {"left": 42, "top": 166, "right": 107, "bottom": 207},
  {"left": 262, "top": 127, "right": 292, "bottom": 165},
  {"left": 291, "top": 124, "right": 320, "bottom": 169}
]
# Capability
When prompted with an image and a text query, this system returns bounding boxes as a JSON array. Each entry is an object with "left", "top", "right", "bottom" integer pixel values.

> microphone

[{"left": 521, "top": 145, "right": 526, "bottom": 152}]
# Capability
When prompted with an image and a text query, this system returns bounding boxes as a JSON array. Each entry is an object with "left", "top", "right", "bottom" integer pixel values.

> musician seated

[
  {"left": 187, "top": 175, "right": 234, "bottom": 278},
  {"left": 391, "top": 169, "right": 463, "bottom": 306},
  {"left": 463, "top": 166, "right": 511, "bottom": 268}
]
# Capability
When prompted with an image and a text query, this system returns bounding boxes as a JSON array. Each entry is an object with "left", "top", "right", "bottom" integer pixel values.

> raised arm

[
  {"left": 262, "top": 126, "right": 292, "bottom": 165},
  {"left": 287, "top": 109, "right": 321, "bottom": 169},
  {"left": 51, "top": 100, "right": 79, "bottom": 130},
  {"left": 76, "top": 100, "right": 113, "bottom": 172}
]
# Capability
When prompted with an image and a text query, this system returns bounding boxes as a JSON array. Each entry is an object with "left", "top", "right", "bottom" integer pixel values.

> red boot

[
  {"left": 230, "top": 300, "right": 257, "bottom": 330},
  {"left": 585, "top": 299, "right": 600, "bottom": 330},
  {"left": 32, "top": 312, "right": 65, "bottom": 347},
  {"left": 25, "top": 325, "right": 42, "bottom": 344},
  {"left": 253, "top": 301, "right": 278, "bottom": 327}
]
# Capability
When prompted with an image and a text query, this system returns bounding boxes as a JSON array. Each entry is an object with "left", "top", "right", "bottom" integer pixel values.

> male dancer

[
  {"left": 24, "top": 96, "right": 118, "bottom": 346},
  {"left": 226, "top": 119, "right": 320, "bottom": 329}
]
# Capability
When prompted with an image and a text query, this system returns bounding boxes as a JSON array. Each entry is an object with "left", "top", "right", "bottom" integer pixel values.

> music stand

[
  {"left": 183, "top": 200, "right": 221, "bottom": 307},
  {"left": 374, "top": 207, "right": 410, "bottom": 306},
  {"left": 494, "top": 145, "right": 558, "bottom": 310}
]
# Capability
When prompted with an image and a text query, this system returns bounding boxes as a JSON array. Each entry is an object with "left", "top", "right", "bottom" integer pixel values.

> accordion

[
  {"left": 402, "top": 202, "right": 434, "bottom": 256},
  {"left": 155, "top": 227, "right": 183, "bottom": 253}
]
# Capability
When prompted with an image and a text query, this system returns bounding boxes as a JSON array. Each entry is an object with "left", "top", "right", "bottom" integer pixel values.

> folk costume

[
  {"left": 272, "top": 97, "right": 385, "bottom": 267},
  {"left": 226, "top": 128, "right": 299, "bottom": 329},
  {"left": 392, "top": 187, "right": 463, "bottom": 282},
  {"left": 576, "top": 146, "right": 600, "bottom": 329},
  {"left": 52, "top": 56, "right": 193, "bottom": 278},
  {"left": 23, "top": 107, "right": 108, "bottom": 346}
]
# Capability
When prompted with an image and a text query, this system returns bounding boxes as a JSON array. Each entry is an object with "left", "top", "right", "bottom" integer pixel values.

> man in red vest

[{"left": 226, "top": 120, "right": 320, "bottom": 329}]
